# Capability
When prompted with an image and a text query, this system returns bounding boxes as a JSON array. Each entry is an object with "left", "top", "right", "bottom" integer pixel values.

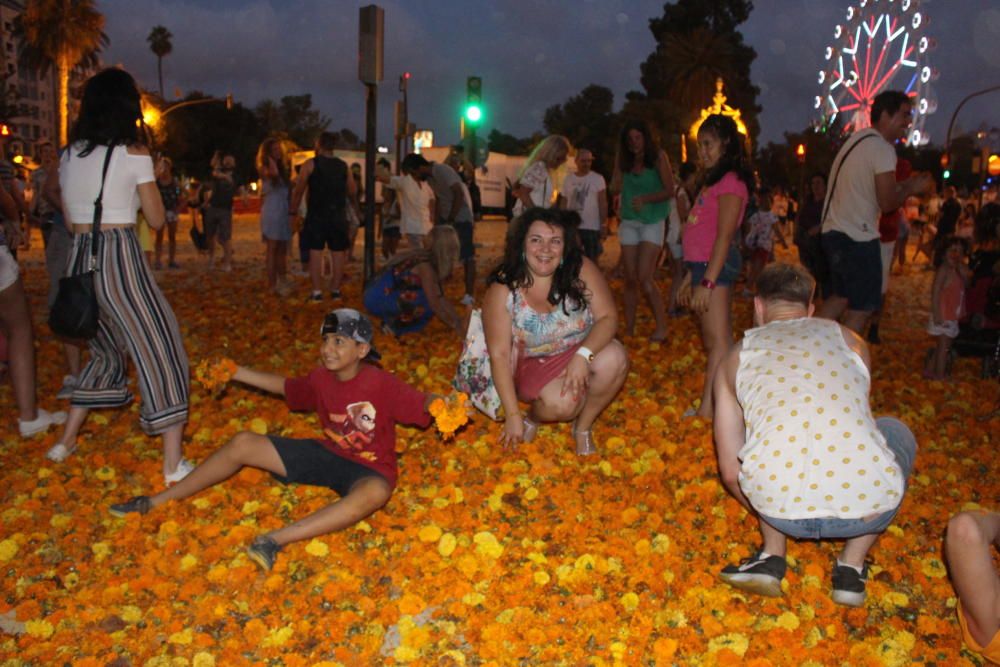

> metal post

[
  {"left": 363, "top": 83, "right": 378, "bottom": 284},
  {"left": 945, "top": 84, "right": 1000, "bottom": 152}
]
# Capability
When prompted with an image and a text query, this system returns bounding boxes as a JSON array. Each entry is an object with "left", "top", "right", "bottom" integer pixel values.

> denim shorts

[
  {"left": 822, "top": 231, "right": 882, "bottom": 312},
  {"left": 760, "top": 417, "right": 916, "bottom": 540},
  {"left": 686, "top": 244, "right": 742, "bottom": 287},
  {"left": 619, "top": 218, "right": 665, "bottom": 246}
]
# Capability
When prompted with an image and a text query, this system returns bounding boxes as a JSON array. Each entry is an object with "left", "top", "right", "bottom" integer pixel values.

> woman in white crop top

[{"left": 48, "top": 68, "right": 193, "bottom": 485}]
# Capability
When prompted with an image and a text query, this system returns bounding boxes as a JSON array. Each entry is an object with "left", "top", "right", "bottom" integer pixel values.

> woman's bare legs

[
  {"left": 696, "top": 285, "right": 734, "bottom": 418},
  {"left": 0, "top": 278, "right": 37, "bottom": 421}
]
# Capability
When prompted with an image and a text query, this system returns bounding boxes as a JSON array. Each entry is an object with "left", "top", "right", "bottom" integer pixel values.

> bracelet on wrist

[
  {"left": 700, "top": 278, "right": 717, "bottom": 290},
  {"left": 575, "top": 346, "right": 595, "bottom": 364}
]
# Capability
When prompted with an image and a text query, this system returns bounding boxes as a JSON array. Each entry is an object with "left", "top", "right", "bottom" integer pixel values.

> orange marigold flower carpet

[{"left": 1, "top": 218, "right": 996, "bottom": 665}]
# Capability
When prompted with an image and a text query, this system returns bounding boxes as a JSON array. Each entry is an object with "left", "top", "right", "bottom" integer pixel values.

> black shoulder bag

[{"left": 49, "top": 145, "right": 115, "bottom": 340}]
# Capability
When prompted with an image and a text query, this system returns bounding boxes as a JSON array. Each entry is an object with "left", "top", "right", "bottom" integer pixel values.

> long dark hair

[
  {"left": 488, "top": 207, "right": 588, "bottom": 313},
  {"left": 69, "top": 68, "right": 145, "bottom": 157},
  {"left": 616, "top": 119, "right": 660, "bottom": 172},
  {"left": 697, "top": 114, "right": 754, "bottom": 192}
]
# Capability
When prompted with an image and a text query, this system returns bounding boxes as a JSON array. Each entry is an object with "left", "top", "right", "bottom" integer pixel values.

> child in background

[
  {"left": 109, "top": 308, "right": 433, "bottom": 572},
  {"left": 924, "top": 236, "right": 970, "bottom": 379},
  {"left": 743, "top": 188, "right": 787, "bottom": 295}
]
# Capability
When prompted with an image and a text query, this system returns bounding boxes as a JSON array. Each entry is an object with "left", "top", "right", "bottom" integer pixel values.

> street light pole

[{"left": 945, "top": 84, "right": 1000, "bottom": 151}]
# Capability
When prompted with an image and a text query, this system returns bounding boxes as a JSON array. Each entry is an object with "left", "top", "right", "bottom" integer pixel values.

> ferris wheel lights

[
  {"left": 860, "top": 0, "right": 867, "bottom": 7},
  {"left": 918, "top": 98, "right": 928, "bottom": 114},
  {"left": 847, "top": 7, "right": 854, "bottom": 21},
  {"left": 825, "top": 46, "right": 833, "bottom": 60},
  {"left": 814, "top": 96, "right": 822, "bottom": 109},
  {"left": 912, "top": 12, "right": 921, "bottom": 28},
  {"left": 920, "top": 66, "right": 931, "bottom": 83},
  {"left": 901, "top": 0, "right": 911, "bottom": 11},
  {"left": 818, "top": 71, "right": 826, "bottom": 84},
  {"left": 910, "top": 130, "right": 921, "bottom": 145},
  {"left": 834, "top": 24, "right": 843, "bottom": 38},
  {"left": 918, "top": 36, "right": 928, "bottom": 53}
]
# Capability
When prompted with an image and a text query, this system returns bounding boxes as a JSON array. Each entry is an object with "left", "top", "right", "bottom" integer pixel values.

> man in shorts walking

[{"left": 817, "top": 90, "right": 931, "bottom": 333}]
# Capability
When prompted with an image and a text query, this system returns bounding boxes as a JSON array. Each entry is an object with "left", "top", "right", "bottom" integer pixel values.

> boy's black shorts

[{"left": 268, "top": 436, "right": 387, "bottom": 496}]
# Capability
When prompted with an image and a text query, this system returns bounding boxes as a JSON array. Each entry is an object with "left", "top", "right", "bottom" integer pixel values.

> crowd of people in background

[{"left": 2, "top": 69, "right": 1000, "bottom": 662}]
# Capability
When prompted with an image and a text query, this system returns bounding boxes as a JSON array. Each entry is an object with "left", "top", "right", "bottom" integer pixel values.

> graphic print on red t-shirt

[{"left": 325, "top": 401, "right": 378, "bottom": 460}]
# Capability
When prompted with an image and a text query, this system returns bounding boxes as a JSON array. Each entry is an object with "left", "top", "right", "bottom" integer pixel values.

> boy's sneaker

[
  {"left": 109, "top": 496, "right": 152, "bottom": 518},
  {"left": 57, "top": 375, "right": 78, "bottom": 400},
  {"left": 247, "top": 536, "right": 282, "bottom": 571},
  {"left": 19, "top": 408, "right": 68, "bottom": 437},
  {"left": 831, "top": 561, "right": 869, "bottom": 607},
  {"left": 164, "top": 459, "right": 195, "bottom": 485},
  {"left": 719, "top": 549, "right": 787, "bottom": 597},
  {"left": 308, "top": 291, "right": 323, "bottom": 303}
]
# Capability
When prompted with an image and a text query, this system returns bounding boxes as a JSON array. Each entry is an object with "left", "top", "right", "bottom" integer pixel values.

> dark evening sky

[{"left": 100, "top": 0, "right": 1000, "bottom": 150}]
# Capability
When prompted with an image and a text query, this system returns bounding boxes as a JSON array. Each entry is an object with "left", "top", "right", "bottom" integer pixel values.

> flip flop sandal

[{"left": 46, "top": 442, "right": 77, "bottom": 463}]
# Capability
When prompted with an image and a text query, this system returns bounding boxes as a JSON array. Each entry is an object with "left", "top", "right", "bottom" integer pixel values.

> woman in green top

[{"left": 611, "top": 120, "right": 676, "bottom": 342}]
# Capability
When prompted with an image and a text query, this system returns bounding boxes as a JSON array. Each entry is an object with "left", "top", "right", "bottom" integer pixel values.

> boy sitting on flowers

[{"left": 109, "top": 309, "right": 433, "bottom": 571}]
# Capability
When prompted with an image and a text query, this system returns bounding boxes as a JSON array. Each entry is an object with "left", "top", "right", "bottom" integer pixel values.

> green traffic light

[
  {"left": 465, "top": 104, "right": 482, "bottom": 123},
  {"left": 943, "top": 169, "right": 951, "bottom": 180}
]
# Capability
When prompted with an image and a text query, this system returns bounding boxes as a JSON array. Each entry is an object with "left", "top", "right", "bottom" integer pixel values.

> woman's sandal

[
  {"left": 572, "top": 427, "right": 598, "bottom": 456},
  {"left": 523, "top": 417, "right": 539, "bottom": 443},
  {"left": 45, "top": 442, "right": 77, "bottom": 463}
]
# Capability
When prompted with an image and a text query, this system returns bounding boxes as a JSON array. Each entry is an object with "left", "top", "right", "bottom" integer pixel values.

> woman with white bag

[{"left": 482, "top": 207, "right": 627, "bottom": 456}]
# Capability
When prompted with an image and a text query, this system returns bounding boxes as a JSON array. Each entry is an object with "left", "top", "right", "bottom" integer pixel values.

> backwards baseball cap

[{"left": 320, "top": 308, "right": 380, "bottom": 361}]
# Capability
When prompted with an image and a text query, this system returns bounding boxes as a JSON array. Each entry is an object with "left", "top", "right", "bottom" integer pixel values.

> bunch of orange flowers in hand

[
  {"left": 429, "top": 392, "right": 470, "bottom": 440},
  {"left": 194, "top": 357, "right": 238, "bottom": 396}
]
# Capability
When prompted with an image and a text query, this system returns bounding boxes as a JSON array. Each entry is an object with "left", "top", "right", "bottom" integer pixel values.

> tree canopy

[{"left": 253, "top": 95, "right": 330, "bottom": 150}]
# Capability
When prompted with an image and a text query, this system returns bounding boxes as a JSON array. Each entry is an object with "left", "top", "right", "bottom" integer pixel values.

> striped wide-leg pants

[{"left": 66, "top": 228, "right": 189, "bottom": 434}]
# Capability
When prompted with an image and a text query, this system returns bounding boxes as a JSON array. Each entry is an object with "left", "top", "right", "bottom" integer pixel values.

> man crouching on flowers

[{"left": 713, "top": 263, "right": 917, "bottom": 606}]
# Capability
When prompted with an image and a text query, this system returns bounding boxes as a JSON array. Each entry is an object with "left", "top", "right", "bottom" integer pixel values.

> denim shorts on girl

[
  {"left": 685, "top": 243, "right": 742, "bottom": 287},
  {"left": 618, "top": 218, "right": 665, "bottom": 246}
]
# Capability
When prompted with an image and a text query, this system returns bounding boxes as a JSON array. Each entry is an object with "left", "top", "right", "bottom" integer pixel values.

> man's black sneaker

[
  {"left": 247, "top": 536, "right": 282, "bottom": 571},
  {"left": 831, "top": 561, "right": 869, "bottom": 607},
  {"left": 109, "top": 496, "right": 152, "bottom": 518},
  {"left": 719, "top": 549, "right": 787, "bottom": 597}
]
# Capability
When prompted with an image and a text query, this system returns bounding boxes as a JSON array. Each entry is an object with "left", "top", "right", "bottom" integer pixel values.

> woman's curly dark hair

[
  {"left": 488, "top": 207, "right": 589, "bottom": 314},
  {"left": 70, "top": 68, "right": 146, "bottom": 157},
  {"left": 697, "top": 114, "right": 754, "bottom": 193}
]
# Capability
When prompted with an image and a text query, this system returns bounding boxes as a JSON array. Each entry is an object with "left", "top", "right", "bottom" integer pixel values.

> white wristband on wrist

[{"left": 576, "top": 346, "right": 595, "bottom": 364}]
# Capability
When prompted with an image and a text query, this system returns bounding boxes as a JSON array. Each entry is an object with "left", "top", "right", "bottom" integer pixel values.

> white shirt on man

[
  {"left": 735, "top": 317, "right": 904, "bottom": 520},
  {"left": 560, "top": 171, "right": 606, "bottom": 231},
  {"left": 821, "top": 128, "right": 897, "bottom": 242},
  {"left": 388, "top": 174, "right": 433, "bottom": 236}
]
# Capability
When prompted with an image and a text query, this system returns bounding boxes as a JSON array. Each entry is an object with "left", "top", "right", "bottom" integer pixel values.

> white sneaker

[
  {"left": 57, "top": 375, "right": 78, "bottom": 400},
  {"left": 460, "top": 294, "right": 475, "bottom": 306},
  {"left": 20, "top": 408, "right": 68, "bottom": 437},
  {"left": 164, "top": 458, "right": 195, "bottom": 485}
]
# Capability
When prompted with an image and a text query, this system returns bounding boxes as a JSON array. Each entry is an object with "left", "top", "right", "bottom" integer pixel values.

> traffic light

[
  {"left": 943, "top": 169, "right": 951, "bottom": 180},
  {"left": 465, "top": 76, "right": 482, "bottom": 126}
]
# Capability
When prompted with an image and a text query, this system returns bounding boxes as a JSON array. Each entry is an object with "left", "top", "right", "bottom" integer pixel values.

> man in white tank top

[{"left": 713, "top": 263, "right": 916, "bottom": 607}]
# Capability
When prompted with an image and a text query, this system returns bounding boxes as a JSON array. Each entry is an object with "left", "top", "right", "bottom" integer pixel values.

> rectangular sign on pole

[{"left": 358, "top": 5, "right": 384, "bottom": 84}]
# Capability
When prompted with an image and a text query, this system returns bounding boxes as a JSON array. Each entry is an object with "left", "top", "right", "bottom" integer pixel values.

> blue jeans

[
  {"left": 760, "top": 417, "right": 916, "bottom": 539},
  {"left": 686, "top": 243, "right": 743, "bottom": 287}
]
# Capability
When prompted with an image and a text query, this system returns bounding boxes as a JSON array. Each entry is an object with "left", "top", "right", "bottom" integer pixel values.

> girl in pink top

[
  {"left": 924, "top": 235, "right": 970, "bottom": 379},
  {"left": 680, "top": 114, "right": 752, "bottom": 418}
]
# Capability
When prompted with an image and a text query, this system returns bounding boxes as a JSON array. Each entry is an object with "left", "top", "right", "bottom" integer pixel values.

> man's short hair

[
  {"left": 317, "top": 131, "right": 338, "bottom": 151},
  {"left": 756, "top": 263, "right": 815, "bottom": 308},
  {"left": 870, "top": 90, "right": 911, "bottom": 126}
]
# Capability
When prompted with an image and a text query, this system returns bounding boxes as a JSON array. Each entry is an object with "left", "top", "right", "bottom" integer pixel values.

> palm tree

[
  {"left": 147, "top": 26, "right": 173, "bottom": 99},
  {"left": 14, "top": 0, "right": 108, "bottom": 146}
]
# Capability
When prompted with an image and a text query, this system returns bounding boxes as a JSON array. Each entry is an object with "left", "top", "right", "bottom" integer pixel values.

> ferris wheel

[{"left": 816, "top": 0, "right": 937, "bottom": 145}]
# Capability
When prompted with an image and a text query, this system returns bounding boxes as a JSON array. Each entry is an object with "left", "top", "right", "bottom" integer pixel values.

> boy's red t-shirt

[{"left": 283, "top": 364, "right": 430, "bottom": 488}]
